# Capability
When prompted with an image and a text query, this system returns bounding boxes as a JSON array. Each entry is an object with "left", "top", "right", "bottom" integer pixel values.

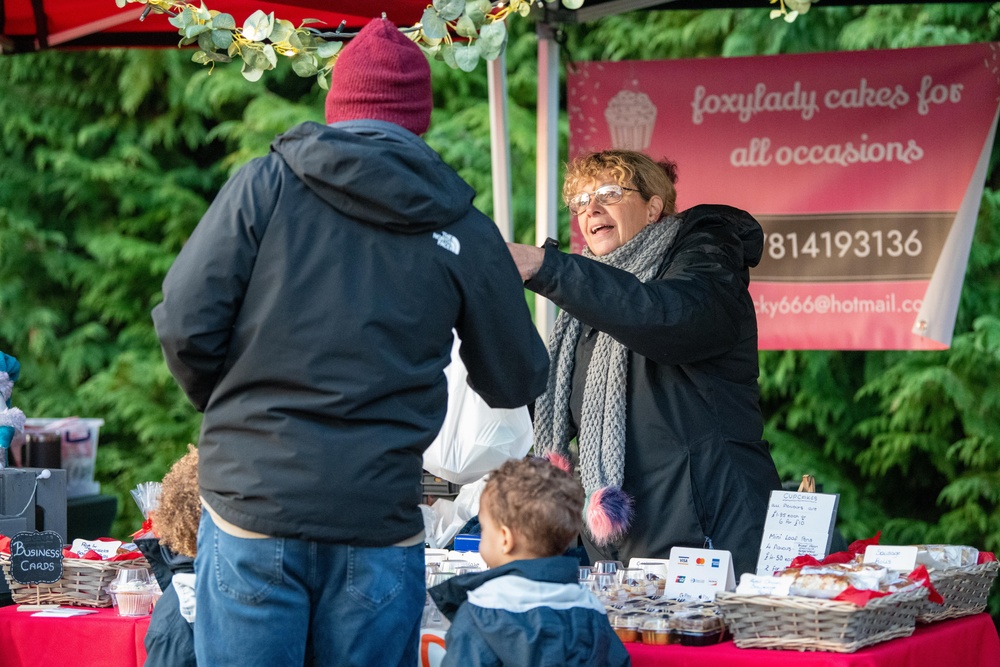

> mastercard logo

[{"left": 696, "top": 557, "right": 706, "bottom": 565}]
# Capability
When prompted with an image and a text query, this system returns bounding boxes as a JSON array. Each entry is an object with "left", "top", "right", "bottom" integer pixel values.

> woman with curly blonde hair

[{"left": 507, "top": 150, "right": 782, "bottom": 577}]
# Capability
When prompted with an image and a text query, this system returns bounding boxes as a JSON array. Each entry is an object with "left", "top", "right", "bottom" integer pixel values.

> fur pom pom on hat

[{"left": 324, "top": 18, "right": 432, "bottom": 136}]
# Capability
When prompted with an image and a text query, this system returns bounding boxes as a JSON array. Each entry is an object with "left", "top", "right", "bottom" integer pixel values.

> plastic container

[
  {"left": 609, "top": 612, "right": 642, "bottom": 643},
  {"left": 670, "top": 609, "right": 727, "bottom": 646},
  {"left": 25, "top": 418, "right": 104, "bottom": 497},
  {"left": 108, "top": 568, "right": 156, "bottom": 617},
  {"left": 641, "top": 616, "right": 676, "bottom": 645},
  {"left": 618, "top": 567, "right": 658, "bottom": 598}
]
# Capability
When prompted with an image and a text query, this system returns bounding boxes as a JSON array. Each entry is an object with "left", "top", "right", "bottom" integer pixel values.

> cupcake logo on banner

[
  {"left": 604, "top": 88, "right": 658, "bottom": 151},
  {"left": 567, "top": 64, "right": 659, "bottom": 153}
]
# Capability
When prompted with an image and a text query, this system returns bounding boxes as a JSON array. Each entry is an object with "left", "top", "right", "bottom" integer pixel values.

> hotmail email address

[{"left": 754, "top": 292, "right": 923, "bottom": 319}]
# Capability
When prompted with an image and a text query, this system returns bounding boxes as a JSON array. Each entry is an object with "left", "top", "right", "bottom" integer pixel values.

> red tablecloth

[
  {"left": 625, "top": 613, "right": 1000, "bottom": 667},
  {"left": 0, "top": 603, "right": 996, "bottom": 667},
  {"left": 0, "top": 605, "right": 150, "bottom": 667}
]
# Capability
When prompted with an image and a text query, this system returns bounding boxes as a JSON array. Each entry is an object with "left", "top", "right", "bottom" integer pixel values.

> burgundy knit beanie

[{"left": 325, "top": 18, "right": 432, "bottom": 136}]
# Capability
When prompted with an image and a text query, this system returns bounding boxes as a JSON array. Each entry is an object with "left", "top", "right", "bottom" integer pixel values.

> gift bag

[{"left": 422, "top": 337, "right": 533, "bottom": 485}]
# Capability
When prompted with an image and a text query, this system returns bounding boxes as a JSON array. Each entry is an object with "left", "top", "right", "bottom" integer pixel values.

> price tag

[
  {"left": 735, "top": 573, "right": 792, "bottom": 596},
  {"left": 71, "top": 538, "right": 122, "bottom": 560},
  {"left": 863, "top": 545, "right": 918, "bottom": 571},
  {"left": 755, "top": 490, "right": 840, "bottom": 576}
]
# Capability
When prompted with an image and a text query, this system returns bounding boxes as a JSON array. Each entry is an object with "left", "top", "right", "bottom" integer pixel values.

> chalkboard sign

[
  {"left": 755, "top": 491, "right": 839, "bottom": 576},
  {"left": 9, "top": 531, "right": 64, "bottom": 585}
]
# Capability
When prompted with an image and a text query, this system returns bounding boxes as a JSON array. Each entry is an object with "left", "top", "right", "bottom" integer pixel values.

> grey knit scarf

[{"left": 534, "top": 216, "right": 681, "bottom": 539}]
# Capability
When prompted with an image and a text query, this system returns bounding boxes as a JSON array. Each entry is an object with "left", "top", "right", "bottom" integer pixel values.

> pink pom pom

[
  {"left": 586, "top": 486, "right": 633, "bottom": 546},
  {"left": 544, "top": 452, "right": 572, "bottom": 474}
]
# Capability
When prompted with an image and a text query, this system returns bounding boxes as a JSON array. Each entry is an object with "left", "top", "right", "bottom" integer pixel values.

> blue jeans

[{"left": 194, "top": 509, "right": 425, "bottom": 667}]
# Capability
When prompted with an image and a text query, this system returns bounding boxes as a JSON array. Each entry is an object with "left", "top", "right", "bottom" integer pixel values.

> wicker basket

[
  {"left": 917, "top": 561, "right": 999, "bottom": 623},
  {"left": 1, "top": 552, "right": 150, "bottom": 608},
  {"left": 716, "top": 588, "right": 927, "bottom": 652}
]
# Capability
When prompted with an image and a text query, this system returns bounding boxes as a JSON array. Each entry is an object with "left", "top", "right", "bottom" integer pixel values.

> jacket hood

[
  {"left": 678, "top": 204, "right": 764, "bottom": 270},
  {"left": 428, "top": 556, "right": 579, "bottom": 621},
  {"left": 271, "top": 121, "right": 475, "bottom": 233}
]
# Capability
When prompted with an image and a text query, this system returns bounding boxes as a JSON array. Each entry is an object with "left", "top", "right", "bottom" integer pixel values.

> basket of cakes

[
  {"left": 913, "top": 545, "right": 998, "bottom": 623},
  {"left": 715, "top": 534, "right": 940, "bottom": 653},
  {"left": 1, "top": 534, "right": 150, "bottom": 608}
]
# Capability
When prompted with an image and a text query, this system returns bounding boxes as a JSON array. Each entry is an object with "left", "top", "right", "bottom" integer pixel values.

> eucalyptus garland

[
  {"left": 114, "top": 0, "right": 584, "bottom": 85},
  {"left": 113, "top": 0, "right": 816, "bottom": 84}
]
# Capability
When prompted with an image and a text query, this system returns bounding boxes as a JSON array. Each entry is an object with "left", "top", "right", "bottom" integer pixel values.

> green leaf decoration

[
  {"left": 211, "top": 29, "right": 233, "bottom": 50},
  {"left": 184, "top": 22, "right": 211, "bottom": 39},
  {"left": 242, "top": 46, "right": 267, "bottom": 70},
  {"left": 113, "top": 0, "right": 598, "bottom": 77},
  {"left": 241, "top": 61, "right": 264, "bottom": 82},
  {"left": 291, "top": 53, "right": 319, "bottom": 77},
  {"left": 464, "top": 0, "right": 491, "bottom": 25},
  {"left": 242, "top": 10, "right": 274, "bottom": 42},
  {"left": 192, "top": 49, "right": 231, "bottom": 64},
  {"left": 433, "top": 0, "right": 466, "bottom": 22},
  {"left": 421, "top": 8, "right": 448, "bottom": 41},
  {"left": 478, "top": 21, "right": 506, "bottom": 59},
  {"left": 288, "top": 31, "right": 307, "bottom": 51},
  {"left": 197, "top": 31, "right": 214, "bottom": 51},
  {"left": 211, "top": 12, "right": 236, "bottom": 30},
  {"left": 269, "top": 19, "right": 295, "bottom": 44},
  {"left": 453, "top": 41, "right": 480, "bottom": 72},
  {"left": 425, "top": 43, "right": 444, "bottom": 60},
  {"left": 262, "top": 44, "right": 278, "bottom": 69},
  {"left": 455, "top": 16, "right": 478, "bottom": 38},
  {"left": 315, "top": 41, "right": 343, "bottom": 59},
  {"left": 442, "top": 42, "right": 458, "bottom": 69}
]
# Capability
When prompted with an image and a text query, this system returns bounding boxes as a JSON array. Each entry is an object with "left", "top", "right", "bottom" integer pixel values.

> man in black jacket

[{"left": 152, "top": 18, "right": 549, "bottom": 667}]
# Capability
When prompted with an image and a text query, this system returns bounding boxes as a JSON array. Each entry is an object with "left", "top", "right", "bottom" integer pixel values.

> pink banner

[{"left": 567, "top": 44, "right": 1000, "bottom": 350}]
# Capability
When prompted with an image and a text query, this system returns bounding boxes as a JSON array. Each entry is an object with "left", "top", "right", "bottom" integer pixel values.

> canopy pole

[
  {"left": 534, "top": 22, "right": 559, "bottom": 341},
  {"left": 487, "top": 52, "right": 513, "bottom": 241}
]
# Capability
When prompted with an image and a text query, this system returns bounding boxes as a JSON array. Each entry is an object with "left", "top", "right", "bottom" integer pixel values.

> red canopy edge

[{"left": 0, "top": 0, "right": 430, "bottom": 53}]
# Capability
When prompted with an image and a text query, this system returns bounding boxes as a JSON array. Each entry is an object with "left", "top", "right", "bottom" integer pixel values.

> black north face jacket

[
  {"left": 527, "top": 204, "right": 782, "bottom": 577},
  {"left": 153, "top": 120, "right": 549, "bottom": 545}
]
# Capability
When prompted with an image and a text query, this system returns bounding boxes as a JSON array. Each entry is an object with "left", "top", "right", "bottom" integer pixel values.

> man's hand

[{"left": 506, "top": 243, "right": 545, "bottom": 283}]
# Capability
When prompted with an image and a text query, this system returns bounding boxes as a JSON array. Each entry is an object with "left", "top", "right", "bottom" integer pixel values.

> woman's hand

[{"left": 506, "top": 242, "right": 545, "bottom": 283}]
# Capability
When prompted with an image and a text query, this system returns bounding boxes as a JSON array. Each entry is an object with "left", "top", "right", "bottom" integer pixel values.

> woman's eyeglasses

[{"left": 566, "top": 184, "right": 639, "bottom": 214}]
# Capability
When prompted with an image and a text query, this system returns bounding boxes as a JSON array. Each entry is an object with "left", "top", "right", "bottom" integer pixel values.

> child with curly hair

[
  {"left": 135, "top": 445, "right": 199, "bottom": 667},
  {"left": 428, "top": 456, "right": 630, "bottom": 666}
]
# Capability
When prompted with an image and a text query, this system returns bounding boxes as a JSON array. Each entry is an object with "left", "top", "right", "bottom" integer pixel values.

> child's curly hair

[
  {"left": 481, "top": 456, "right": 585, "bottom": 558},
  {"left": 156, "top": 444, "right": 200, "bottom": 558}
]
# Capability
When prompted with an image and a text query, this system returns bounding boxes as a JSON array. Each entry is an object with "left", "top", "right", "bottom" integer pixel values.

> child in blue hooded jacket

[{"left": 429, "top": 457, "right": 631, "bottom": 667}]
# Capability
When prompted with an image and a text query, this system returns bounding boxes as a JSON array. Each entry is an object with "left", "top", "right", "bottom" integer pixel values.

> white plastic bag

[
  {"left": 420, "top": 476, "right": 489, "bottom": 549},
  {"left": 422, "top": 336, "right": 533, "bottom": 485}
]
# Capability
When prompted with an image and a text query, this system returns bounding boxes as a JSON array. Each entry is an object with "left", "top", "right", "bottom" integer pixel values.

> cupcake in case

[
  {"left": 109, "top": 568, "right": 156, "bottom": 616},
  {"left": 604, "top": 90, "right": 658, "bottom": 151},
  {"left": 110, "top": 581, "right": 155, "bottom": 616}
]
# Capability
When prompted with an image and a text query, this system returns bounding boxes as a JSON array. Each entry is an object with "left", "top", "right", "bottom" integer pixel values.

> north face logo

[{"left": 433, "top": 231, "right": 461, "bottom": 255}]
